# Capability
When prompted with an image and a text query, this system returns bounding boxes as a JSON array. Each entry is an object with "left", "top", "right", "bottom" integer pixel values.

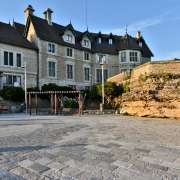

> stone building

[
  {"left": 0, "top": 21, "right": 38, "bottom": 89},
  {"left": 0, "top": 5, "right": 153, "bottom": 90}
]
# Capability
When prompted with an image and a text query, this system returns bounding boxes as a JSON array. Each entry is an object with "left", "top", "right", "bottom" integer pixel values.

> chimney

[
  {"left": 24, "top": 5, "right": 34, "bottom": 23},
  {"left": 136, "top": 31, "right": 141, "bottom": 39},
  {"left": 44, "top": 8, "right": 53, "bottom": 25}
]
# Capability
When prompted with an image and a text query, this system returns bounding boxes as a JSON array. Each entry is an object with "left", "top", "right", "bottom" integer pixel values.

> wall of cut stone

[
  {"left": 121, "top": 60, "right": 180, "bottom": 119},
  {"left": 131, "top": 60, "right": 180, "bottom": 80}
]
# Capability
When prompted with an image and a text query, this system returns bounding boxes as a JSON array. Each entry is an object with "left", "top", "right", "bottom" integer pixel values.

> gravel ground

[{"left": 0, "top": 115, "right": 180, "bottom": 180}]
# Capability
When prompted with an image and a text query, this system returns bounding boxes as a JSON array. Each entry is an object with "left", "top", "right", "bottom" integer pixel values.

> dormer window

[
  {"left": 83, "top": 39, "right": 89, "bottom": 47},
  {"left": 63, "top": 31, "right": 75, "bottom": 44},
  {"left": 82, "top": 37, "right": 91, "bottom": 49},
  {"left": 98, "top": 37, "right": 102, "bottom": 44},
  {"left": 139, "top": 42, "right": 143, "bottom": 47},
  {"left": 66, "top": 34, "right": 73, "bottom": 42},
  {"left": 109, "top": 39, "right": 113, "bottom": 45}
]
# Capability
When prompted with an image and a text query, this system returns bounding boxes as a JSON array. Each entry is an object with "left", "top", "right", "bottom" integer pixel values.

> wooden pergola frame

[{"left": 27, "top": 91, "right": 83, "bottom": 115}]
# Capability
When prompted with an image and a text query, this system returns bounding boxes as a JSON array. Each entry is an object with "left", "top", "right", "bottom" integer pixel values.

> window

[
  {"left": 4, "top": 51, "right": 13, "bottom": 66},
  {"left": 83, "top": 39, "right": 89, "bottom": 47},
  {"left": 48, "top": 61, "right": 56, "bottom": 77},
  {"left": 67, "top": 64, "right": 73, "bottom": 79},
  {"left": 96, "top": 69, "right": 108, "bottom": 83},
  {"left": 4, "top": 51, "right": 8, "bottom": 65},
  {"left": 4, "top": 75, "right": 21, "bottom": 86},
  {"left": 66, "top": 48, "right": 73, "bottom": 57},
  {"left": 109, "top": 39, "right": 113, "bottom": 45},
  {"left": 97, "top": 54, "right": 106, "bottom": 64},
  {"left": 121, "top": 69, "right": 128, "bottom": 73},
  {"left": 121, "top": 52, "right": 126, "bottom": 62},
  {"left": 98, "top": 37, "right": 102, "bottom": 44},
  {"left": 130, "top": 52, "right": 138, "bottom": 62},
  {"left": 48, "top": 43, "right": 55, "bottom": 53},
  {"left": 139, "top": 42, "right": 143, "bottom": 47},
  {"left": 84, "top": 52, "right": 90, "bottom": 60},
  {"left": 66, "top": 34, "right": 73, "bottom": 42},
  {"left": 84, "top": 67, "right": 90, "bottom": 81},
  {"left": 16, "top": 54, "right": 21, "bottom": 67}
]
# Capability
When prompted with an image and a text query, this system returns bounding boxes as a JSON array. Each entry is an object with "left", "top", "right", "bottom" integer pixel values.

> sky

[{"left": 0, "top": 0, "right": 180, "bottom": 60}]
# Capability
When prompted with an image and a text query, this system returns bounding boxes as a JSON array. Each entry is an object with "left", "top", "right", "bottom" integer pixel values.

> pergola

[{"left": 27, "top": 91, "right": 83, "bottom": 115}]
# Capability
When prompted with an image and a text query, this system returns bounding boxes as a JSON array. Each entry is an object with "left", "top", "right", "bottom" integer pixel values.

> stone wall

[
  {"left": 121, "top": 60, "right": 180, "bottom": 119},
  {"left": 0, "top": 43, "right": 37, "bottom": 88}
]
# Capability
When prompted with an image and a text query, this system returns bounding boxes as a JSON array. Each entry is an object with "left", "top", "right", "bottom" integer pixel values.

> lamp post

[
  {"left": 99, "top": 57, "right": 106, "bottom": 112},
  {"left": 0, "top": 72, "right": 3, "bottom": 90},
  {"left": 23, "top": 62, "right": 27, "bottom": 115}
]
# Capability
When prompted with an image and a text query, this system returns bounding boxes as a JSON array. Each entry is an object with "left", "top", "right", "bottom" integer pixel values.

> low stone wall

[
  {"left": 121, "top": 60, "right": 180, "bottom": 119},
  {"left": 131, "top": 60, "right": 180, "bottom": 80}
]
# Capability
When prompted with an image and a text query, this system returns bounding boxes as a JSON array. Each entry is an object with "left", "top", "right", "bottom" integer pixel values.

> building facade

[
  {"left": 0, "top": 21, "right": 38, "bottom": 89},
  {"left": 0, "top": 5, "right": 153, "bottom": 90}
]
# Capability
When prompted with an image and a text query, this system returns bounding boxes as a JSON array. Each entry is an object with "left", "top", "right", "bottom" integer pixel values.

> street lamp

[
  {"left": 99, "top": 56, "right": 106, "bottom": 112},
  {"left": 0, "top": 72, "right": 3, "bottom": 90},
  {"left": 22, "top": 62, "right": 27, "bottom": 115}
]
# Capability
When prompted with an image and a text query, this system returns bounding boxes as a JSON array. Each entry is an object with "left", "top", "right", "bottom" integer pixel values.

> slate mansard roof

[
  {"left": 0, "top": 21, "right": 37, "bottom": 50},
  {"left": 25, "top": 15, "right": 153, "bottom": 57}
]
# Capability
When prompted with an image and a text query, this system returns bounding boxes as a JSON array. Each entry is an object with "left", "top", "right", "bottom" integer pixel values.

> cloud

[{"left": 109, "top": 11, "right": 180, "bottom": 34}]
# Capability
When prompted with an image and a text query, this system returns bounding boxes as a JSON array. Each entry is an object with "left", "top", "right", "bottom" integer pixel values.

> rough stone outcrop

[{"left": 121, "top": 60, "right": 180, "bottom": 119}]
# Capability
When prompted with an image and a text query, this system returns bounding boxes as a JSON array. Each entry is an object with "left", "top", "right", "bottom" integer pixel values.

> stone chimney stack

[
  {"left": 44, "top": 8, "right": 53, "bottom": 25},
  {"left": 24, "top": 5, "right": 34, "bottom": 24},
  {"left": 136, "top": 31, "right": 141, "bottom": 39}
]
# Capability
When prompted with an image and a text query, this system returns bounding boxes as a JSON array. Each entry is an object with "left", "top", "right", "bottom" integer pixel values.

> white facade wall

[{"left": 0, "top": 43, "right": 37, "bottom": 88}]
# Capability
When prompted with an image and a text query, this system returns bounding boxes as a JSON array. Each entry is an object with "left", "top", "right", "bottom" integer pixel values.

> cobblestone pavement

[{"left": 0, "top": 115, "right": 180, "bottom": 180}]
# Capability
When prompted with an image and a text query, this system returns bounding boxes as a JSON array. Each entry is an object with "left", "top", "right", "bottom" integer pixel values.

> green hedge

[
  {"left": 0, "top": 87, "right": 24, "bottom": 102},
  {"left": 41, "top": 83, "right": 73, "bottom": 92}
]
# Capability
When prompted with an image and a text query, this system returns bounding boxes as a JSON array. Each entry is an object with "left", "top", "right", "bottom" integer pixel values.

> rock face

[{"left": 121, "top": 61, "right": 180, "bottom": 118}]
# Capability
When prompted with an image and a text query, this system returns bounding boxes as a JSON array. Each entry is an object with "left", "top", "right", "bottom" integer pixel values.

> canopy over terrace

[{"left": 27, "top": 91, "right": 83, "bottom": 115}]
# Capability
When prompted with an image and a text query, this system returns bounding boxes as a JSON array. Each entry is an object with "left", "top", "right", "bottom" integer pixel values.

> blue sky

[{"left": 0, "top": 0, "right": 180, "bottom": 60}]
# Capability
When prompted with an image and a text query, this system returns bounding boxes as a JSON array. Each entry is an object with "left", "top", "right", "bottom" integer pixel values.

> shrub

[
  {"left": 123, "top": 82, "right": 130, "bottom": 93},
  {"left": 84, "top": 82, "right": 123, "bottom": 107},
  {"left": 41, "top": 83, "right": 73, "bottom": 92},
  {"left": 27, "top": 87, "right": 39, "bottom": 92},
  {"left": 63, "top": 97, "right": 78, "bottom": 108},
  {"left": 139, "top": 74, "right": 148, "bottom": 82},
  {"left": 0, "top": 87, "right": 24, "bottom": 102},
  {"left": 84, "top": 85, "right": 101, "bottom": 101}
]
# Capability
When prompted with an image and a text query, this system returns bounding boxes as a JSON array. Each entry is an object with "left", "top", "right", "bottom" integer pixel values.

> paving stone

[
  {"left": 29, "top": 163, "right": 50, "bottom": 174},
  {"left": 18, "top": 159, "right": 34, "bottom": 168},
  {"left": 112, "top": 160, "right": 133, "bottom": 169},
  {"left": 36, "top": 157, "right": 52, "bottom": 166},
  {"left": 47, "top": 161, "right": 67, "bottom": 170},
  {"left": 1, "top": 115, "right": 180, "bottom": 179}
]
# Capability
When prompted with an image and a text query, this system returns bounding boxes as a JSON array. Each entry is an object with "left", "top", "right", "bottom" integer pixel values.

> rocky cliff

[{"left": 121, "top": 61, "right": 180, "bottom": 118}]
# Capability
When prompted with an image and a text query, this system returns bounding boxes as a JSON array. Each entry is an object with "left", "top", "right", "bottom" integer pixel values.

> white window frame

[
  {"left": 109, "top": 38, "right": 113, "bottom": 45},
  {"left": 66, "top": 47, "right": 74, "bottom": 58},
  {"left": 16, "top": 53, "right": 22, "bottom": 68},
  {"left": 47, "top": 42, "right": 56, "bottom": 54},
  {"left": 83, "top": 65, "right": 91, "bottom": 82},
  {"left": 96, "top": 54, "right": 106, "bottom": 64},
  {"left": 84, "top": 52, "right": 90, "bottom": 61},
  {"left": 130, "top": 51, "right": 138, "bottom": 62},
  {"left": 63, "top": 30, "right": 75, "bottom": 44},
  {"left": 95, "top": 68, "right": 108, "bottom": 83},
  {"left": 66, "top": 62, "right": 74, "bottom": 80},
  {"left": 66, "top": 34, "right": 73, "bottom": 42},
  {"left": 3, "top": 73, "right": 22, "bottom": 87},
  {"left": 120, "top": 51, "right": 127, "bottom": 62},
  {"left": 98, "top": 37, "right": 102, "bottom": 44},
  {"left": 47, "top": 59, "right": 57, "bottom": 78},
  {"left": 3, "top": 51, "right": 14, "bottom": 67}
]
